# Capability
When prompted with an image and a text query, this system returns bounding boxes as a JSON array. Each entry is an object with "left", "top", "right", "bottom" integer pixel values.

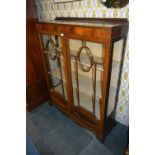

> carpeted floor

[{"left": 27, "top": 102, "right": 128, "bottom": 155}]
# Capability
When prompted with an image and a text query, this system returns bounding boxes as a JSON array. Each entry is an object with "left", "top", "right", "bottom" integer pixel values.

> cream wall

[{"left": 35, "top": 0, "right": 129, "bottom": 126}]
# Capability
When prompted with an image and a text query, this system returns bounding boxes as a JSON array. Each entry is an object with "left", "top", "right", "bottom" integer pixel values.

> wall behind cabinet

[{"left": 35, "top": 0, "right": 129, "bottom": 126}]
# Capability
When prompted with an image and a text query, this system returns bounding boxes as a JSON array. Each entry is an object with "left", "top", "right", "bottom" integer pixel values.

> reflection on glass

[{"left": 41, "top": 34, "right": 67, "bottom": 100}]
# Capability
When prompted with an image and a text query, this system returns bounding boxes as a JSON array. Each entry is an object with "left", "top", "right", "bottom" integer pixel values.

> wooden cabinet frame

[
  {"left": 26, "top": 0, "right": 49, "bottom": 111},
  {"left": 35, "top": 17, "right": 128, "bottom": 141}
]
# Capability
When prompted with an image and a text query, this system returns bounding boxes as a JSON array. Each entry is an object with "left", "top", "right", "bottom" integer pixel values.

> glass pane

[
  {"left": 69, "top": 38, "right": 104, "bottom": 120},
  {"left": 107, "top": 39, "right": 124, "bottom": 117},
  {"left": 40, "top": 34, "right": 67, "bottom": 100}
]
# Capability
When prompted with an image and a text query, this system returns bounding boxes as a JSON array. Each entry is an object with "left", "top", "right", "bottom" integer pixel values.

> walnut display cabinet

[{"left": 35, "top": 17, "right": 128, "bottom": 141}]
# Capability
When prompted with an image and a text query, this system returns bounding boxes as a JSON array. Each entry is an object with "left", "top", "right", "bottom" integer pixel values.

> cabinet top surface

[{"left": 39, "top": 17, "right": 128, "bottom": 28}]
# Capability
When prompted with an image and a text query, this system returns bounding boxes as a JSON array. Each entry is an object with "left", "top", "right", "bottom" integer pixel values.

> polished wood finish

[
  {"left": 35, "top": 17, "right": 128, "bottom": 141},
  {"left": 55, "top": 17, "right": 128, "bottom": 23},
  {"left": 124, "top": 145, "right": 129, "bottom": 155},
  {"left": 26, "top": 0, "right": 48, "bottom": 111}
]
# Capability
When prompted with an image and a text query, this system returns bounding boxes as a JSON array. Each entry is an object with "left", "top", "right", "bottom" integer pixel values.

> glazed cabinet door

[
  {"left": 39, "top": 33, "right": 69, "bottom": 110},
  {"left": 68, "top": 38, "right": 105, "bottom": 126}
]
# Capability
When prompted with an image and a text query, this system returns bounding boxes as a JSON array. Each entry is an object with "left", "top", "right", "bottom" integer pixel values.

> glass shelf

[
  {"left": 73, "top": 85, "right": 117, "bottom": 118},
  {"left": 72, "top": 70, "right": 102, "bottom": 97},
  {"left": 46, "top": 48, "right": 120, "bottom": 75},
  {"left": 44, "top": 48, "right": 104, "bottom": 71},
  {"left": 73, "top": 87, "right": 101, "bottom": 119},
  {"left": 49, "top": 66, "right": 102, "bottom": 97},
  {"left": 49, "top": 59, "right": 119, "bottom": 98}
]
